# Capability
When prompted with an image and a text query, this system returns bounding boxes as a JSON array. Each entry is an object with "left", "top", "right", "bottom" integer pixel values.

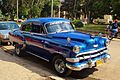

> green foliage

[
  {"left": 72, "top": 19, "right": 84, "bottom": 28},
  {"left": 1, "top": 0, "right": 120, "bottom": 20},
  {"left": 91, "top": 0, "right": 111, "bottom": 18},
  {"left": 41, "top": 0, "right": 61, "bottom": 17},
  {"left": 111, "top": 0, "right": 120, "bottom": 16},
  {"left": 0, "top": 0, "right": 16, "bottom": 20},
  {"left": 19, "top": 6, "right": 29, "bottom": 17},
  {"left": 77, "top": 24, "right": 106, "bottom": 33},
  {"left": 0, "top": 0, "right": 60, "bottom": 19}
]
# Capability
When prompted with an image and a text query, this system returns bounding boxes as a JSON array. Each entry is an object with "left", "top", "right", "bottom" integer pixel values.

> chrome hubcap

[
  {"left": 54, "top": 59, "right": 65, "bottom": 73},
  {"left": 15, "top": 47, "right": 20, "bottom": 55}
]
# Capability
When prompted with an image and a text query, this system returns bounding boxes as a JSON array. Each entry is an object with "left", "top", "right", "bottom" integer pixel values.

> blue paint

[{"left": 9, "top": 18, "right": 110, "bottom": 71}]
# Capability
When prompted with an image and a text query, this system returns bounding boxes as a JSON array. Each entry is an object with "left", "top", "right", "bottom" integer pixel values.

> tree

[
  {"left": 19, "top": 0, "right": 47, "bottom": 18},
  {"left": 111, "top": 0, "right": 120, "bottom": 18},
  {"left": 62, "top": 0, "right": 76, "bottom": 19},
  {"left": 41, "top": 0, "right": 61, "bottom": 17},
  {"left": 0, "top": 0, "right": 17, "bottom": 20},
  {"left": 62, "top": 0, "right": 112, "bottom": 22},
  {"left": 0, "top": 0, "right": 51, "bottom": 19}
]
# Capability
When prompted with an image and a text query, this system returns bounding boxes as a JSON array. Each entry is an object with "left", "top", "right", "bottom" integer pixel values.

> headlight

[
  {"left": 105, "top": 39, "right": 110, "bottom": 46},
  {"left": 105, "top": 41, "right": 110, "bottom": 46},
  {"left": 73, "top": 45, "right": 80, "bottom": 53},
  {"left": 66, "top": 58, "right": 80, "bottom": 62}
]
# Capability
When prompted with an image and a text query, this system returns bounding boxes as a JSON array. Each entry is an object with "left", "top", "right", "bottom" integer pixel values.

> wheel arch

[{"left": 50, "top": 53, "right": 66, "bottom": 62}]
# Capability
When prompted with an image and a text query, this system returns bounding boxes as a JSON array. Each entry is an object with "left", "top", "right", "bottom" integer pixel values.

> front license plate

[{"left": 96, "top": 59, "right": 103, "bottom": 66}]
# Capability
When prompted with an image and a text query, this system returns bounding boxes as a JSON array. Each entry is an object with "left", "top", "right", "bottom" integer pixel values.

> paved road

[
  {"left": 89, "top": 39, "right": 120, "bottom": 80},
  {"left": 0, "top": 39, "right": 120, "bottom": 80}
]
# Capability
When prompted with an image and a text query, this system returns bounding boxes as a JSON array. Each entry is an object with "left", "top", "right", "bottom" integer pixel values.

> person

[
  {"left": 111, "top": 19, "right": 119, "bottom": 37},
  {"left": 106, "top": 21, "right": 113, "bottom": 31},
  {"left": 106, "top": 19, "right": 119, "bottom": 39}
]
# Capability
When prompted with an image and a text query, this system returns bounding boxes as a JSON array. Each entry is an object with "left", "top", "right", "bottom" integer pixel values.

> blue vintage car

[
  {"left": 0, "top": 21, "right": 19, "bottom": 44},
  {"left": 9, "top": 18, "right": 110, "bottom": 76}
]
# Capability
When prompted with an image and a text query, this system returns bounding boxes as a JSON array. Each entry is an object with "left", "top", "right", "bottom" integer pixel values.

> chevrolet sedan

[
  {"left": 0, "top": 21, "right": 19, "bottom": 44},
  {"left": 9, "top": 18, "right": 110, "bottom": 76}
]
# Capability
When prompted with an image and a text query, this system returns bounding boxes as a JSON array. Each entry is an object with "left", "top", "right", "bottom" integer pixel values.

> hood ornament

[{"left": 67, "top": 37, "right": 71, "bottom": 43}]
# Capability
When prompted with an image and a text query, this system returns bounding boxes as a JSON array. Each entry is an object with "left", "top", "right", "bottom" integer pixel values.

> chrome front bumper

[{"left": 66, "top": 53, "right": 110, "bottom": 71}]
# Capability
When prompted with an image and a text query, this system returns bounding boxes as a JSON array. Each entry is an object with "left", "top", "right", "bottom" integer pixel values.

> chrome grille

[{"left": 76, "top": 47, "right": 107, "bottom": 60}]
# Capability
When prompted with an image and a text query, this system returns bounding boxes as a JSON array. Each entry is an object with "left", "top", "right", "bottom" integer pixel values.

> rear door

[{"left": 29, "top": 22, "right": 51, "bottom": 60}]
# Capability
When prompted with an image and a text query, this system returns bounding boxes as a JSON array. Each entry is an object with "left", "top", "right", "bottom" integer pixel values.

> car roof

[
  {"left": 0, "top": 21, "right": 16, "bottom": 23},
  {"left": 23, "top": 17, "right": 70, "bottom": 25}
]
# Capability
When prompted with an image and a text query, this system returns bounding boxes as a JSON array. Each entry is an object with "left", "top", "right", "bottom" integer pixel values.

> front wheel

[
  {"left": 107, "top": 31, "right": 113, "bottom": 40},
  {"left": 117, "top": 33, "right": 120, "bottom": 39},
  {"left": 52, "top": 55, "right": 72, "bottom": 77}
]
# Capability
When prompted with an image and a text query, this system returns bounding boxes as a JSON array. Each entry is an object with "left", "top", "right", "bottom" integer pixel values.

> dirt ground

[{"left": 0, "top": 38, "right": 120, "bottom": 80}]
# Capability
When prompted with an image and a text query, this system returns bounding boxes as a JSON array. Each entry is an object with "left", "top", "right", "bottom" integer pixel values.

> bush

[{"left": 72, "top": 19, "right": 84, "bottom": 28}]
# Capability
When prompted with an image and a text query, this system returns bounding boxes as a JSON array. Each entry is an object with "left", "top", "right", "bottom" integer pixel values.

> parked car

[
  {"left": 0, "top": 21, "right": 19, "bottom": 44},
  {"left": 9, "top": 18, "right": 110, "bottom": 76}
]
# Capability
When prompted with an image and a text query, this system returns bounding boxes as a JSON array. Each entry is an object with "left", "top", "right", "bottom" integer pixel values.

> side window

[
  {"left": 40, "top": 25, "right": 45, "bottom": 34},
  {"left": 31, "top": 23, "right": 45, "bottom": 34},
  {"left": 21, "top": 23, "right": 32, "bottom": 32}
]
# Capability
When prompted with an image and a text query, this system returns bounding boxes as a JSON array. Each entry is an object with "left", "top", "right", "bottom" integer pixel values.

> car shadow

[
  {"left": 70, "top": 68, "right": 98, "bottom": 79},
  {"left": 0, "top": 46, "right": 99, "bottom": 80}
]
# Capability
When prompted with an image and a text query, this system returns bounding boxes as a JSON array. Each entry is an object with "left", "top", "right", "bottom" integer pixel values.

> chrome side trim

[
  {"left": 76, "top": 47, "right": 107, "bottom": 57},
  {"left": 26, "top": 51, "right": 49, "bottom": 62}
]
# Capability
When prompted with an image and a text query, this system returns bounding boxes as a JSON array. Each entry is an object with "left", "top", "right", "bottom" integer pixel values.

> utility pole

[
  {"left": 58, "top": 4, "right": 61, "bottom": 18},
  {"left": 17, "top": 0, "right": 18, "bottom": 21},
  {"left": 74, "top": 0, "right": 76, "bottom": 19},
  {"left": 58, "top": 0, "right": 64, "bottom": 18},
  {"left": 51, "top": 0, "right": 53, "bottom": 17}
]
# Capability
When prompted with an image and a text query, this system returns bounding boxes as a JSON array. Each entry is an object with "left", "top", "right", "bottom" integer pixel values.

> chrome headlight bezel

[
  {"left": 105, "top": 38, "right": 110, "bottom": 46},
  {"left": 73, "top": 45, "right": 80, "bottom": 53}
]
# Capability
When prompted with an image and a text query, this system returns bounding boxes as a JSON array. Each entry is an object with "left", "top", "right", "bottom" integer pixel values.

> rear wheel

[
  {"left": 15, "top": 44, "right": 24, "bottom": 56},
  {"left": 52, "top": 55, "right": 72, "bottom": 77}
]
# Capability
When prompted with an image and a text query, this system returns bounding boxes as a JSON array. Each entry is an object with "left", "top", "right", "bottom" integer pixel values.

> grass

[{"left": 76, "top": 24, "right": 107, "bottom": 33}]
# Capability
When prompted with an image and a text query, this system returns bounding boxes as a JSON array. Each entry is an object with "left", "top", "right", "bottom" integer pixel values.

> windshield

[
  {"left": 46, "top": 22, "right": 75, "bottom": 33},
  {"left": 0, "top": 23, "right": 19, "bottom": 30}
]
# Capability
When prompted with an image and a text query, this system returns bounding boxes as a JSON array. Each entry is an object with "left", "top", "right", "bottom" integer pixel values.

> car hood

[
  {"left": 48, "top": 31, "right": 105, "bottom": 51},
  {"left": 0, "top": 29, "right": 19, "bottom": 35},
  {"left": 0, "top": 30, "right": 11, "bottom": 35},
  {"left": 49, "top": 31, "right": 92, "bottom": 42}
]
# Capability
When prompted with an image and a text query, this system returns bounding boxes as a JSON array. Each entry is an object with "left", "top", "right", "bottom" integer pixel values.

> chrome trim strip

[
  {"left": 66, "top": 63, "right": 95, "bottom": 71},
  {"left": 76, "top": 47, "right": 107, "bottom": 57},
  {"left": 66, "top": 53, "right": 110, "bottom": 71},
  {"left": 66, "top": 50, "right": 108, "bottom": 62},
  {"left": 21, "top": 31, "right": 46, "bottom": 36},
  {"left": 26, "top": 51, "right": 49, "bottom": 62}
]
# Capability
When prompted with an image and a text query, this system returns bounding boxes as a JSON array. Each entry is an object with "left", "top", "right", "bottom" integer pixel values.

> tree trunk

[{"left": 10, "top": 13, "right": 14, "bottom": 21}]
